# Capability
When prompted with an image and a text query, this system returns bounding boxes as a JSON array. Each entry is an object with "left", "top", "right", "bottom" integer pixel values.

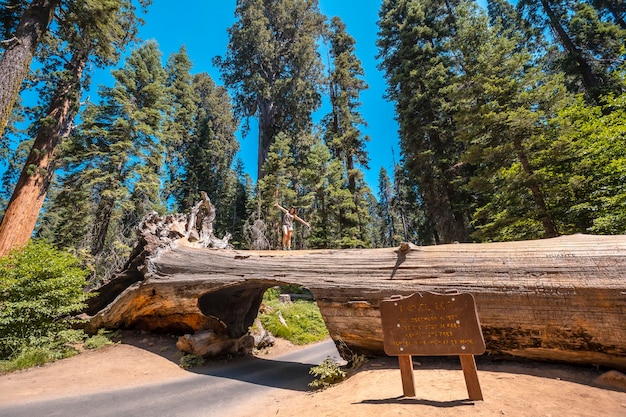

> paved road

[{"left": 0, "top": 340, "right": 343, "bottom": 417}]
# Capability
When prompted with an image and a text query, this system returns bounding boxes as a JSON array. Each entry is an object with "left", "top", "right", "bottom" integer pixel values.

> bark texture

[
  {"left": 0, "top": 0, "right": 59, "bottom": 136},
  {"left": 0, "top": 46, "right": 87, "bottom": 257},
  {"left": 85, "top": 208, "right": 626, "bottom": 369}
]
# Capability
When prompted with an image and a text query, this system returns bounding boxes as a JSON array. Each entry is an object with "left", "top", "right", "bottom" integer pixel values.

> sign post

[{"left": 380, "top": 291, "right": 485, "bottom": 401}]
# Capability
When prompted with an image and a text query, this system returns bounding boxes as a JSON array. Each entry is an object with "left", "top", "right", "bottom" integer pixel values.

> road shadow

[
  {"left": 114, "top": 330, "right": 341, "bottom": 392},
  {"left": 114, "top": 330, "right": 612, "bottom": 392},
  {"left": 189, "top": 355, "right": 316, "bottom": 391}
]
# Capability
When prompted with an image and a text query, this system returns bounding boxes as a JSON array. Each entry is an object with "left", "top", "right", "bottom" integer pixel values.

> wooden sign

[
  {"left": 380, "top": 291, "right": 485, "bottom": 400},
  {"left": 380, "top": 291, "right": 485, "bottom": 356}
]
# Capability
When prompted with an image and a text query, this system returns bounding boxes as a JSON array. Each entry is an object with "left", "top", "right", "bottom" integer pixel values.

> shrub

[
  {"left": 308, "top": 357, "right": 346, "bottom": 390},
  {"left": 179, "top": 354, "right": 205, "bottom": 369},
  {"left": 0, "top": 241, "right": 91, "bottom": 360}
]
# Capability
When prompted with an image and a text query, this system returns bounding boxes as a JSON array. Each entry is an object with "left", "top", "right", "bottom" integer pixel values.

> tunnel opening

[
  {"left": 257, "top": 284, "right": 329, "bottom": 346},
  {"left": 195, "top": 281, "right": 330, "bottom": 355}
]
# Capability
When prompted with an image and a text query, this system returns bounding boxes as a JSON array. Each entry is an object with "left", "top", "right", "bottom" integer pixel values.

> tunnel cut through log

[
  {"left": 84, "top": 203, "right": 626, "bottom": 371},
  {"left": 198, "top": 281, "right": 284, "bottom": 338}
]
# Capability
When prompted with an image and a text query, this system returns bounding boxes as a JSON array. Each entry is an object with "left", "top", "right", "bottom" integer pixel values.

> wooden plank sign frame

[{"left": 380, "top": 291, "right": 486, "bottom": 400}]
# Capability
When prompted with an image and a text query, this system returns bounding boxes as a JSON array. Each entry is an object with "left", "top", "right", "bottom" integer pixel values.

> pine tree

[
  {"left": 36, "top": 170, "right": 93, "bottom": 252},
  {"left": 517, "top": 0, "right": 625, "bottom": 100},
  {"left": 391, "top": 162, "right": 428, "bottom": 245},
  {"left": 54, "top": 41, "right": 167, "bottom": 265},
  {"left": 452, "top": 1, "right": 568, "bottom": 241},
  {"left": 215, "top": 0, "right": 325, "bottom": 179},
  {"left": 376, "top": 167, "right": 396, "bottom": 247},
  {"left": 163, "top": 46, "right": 197, "bottom": 207},
  {"left": 589, "top": 0, "right": 625, "bottom": 29},
  {"left": 227, "top": 158, "right": 250, "bottom": 247},
  {"left": 299, "top": 139, "right": 346, "bottom": 248},
  {"left": 377, "top": 0, "right": 471, "bottom": 244},
  {"left": 322, "top": 16, "right": 372, "bottom": 248},
  {"left": 174, "top": 72, "right": 240, "bottom": 237},
  {"left": 257, "top": 132, "right": 299, "bottom": 249},
  {"left": 0, "top": 0, "right": 148, "bottom": 257}
]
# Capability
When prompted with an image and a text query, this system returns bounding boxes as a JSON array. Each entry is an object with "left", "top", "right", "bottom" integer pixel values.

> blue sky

[
  {"left": 92, "top": 0, "right": 489, "bottom": 191},
  {"left": 91, "top": 0, "right": 400, "bottom": 192}
]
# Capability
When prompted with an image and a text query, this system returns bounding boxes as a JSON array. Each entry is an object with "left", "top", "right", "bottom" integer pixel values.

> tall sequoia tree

[
  {"left": 377, "top": 0, "right": 471, "bottom": 244},
  {"left": 215, "top": 0, "right": 325, "bottom": 179},
  {"left": 162, "top": 46, "right": 197, "bottom": 208},
  {"left": 0, "top": 0, "right": 58, "bottom": 138},
  {"left": 0, "top": 0, "right": 148, "bottom": 257}
]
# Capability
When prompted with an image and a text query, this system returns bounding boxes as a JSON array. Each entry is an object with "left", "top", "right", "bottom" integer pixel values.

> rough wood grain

[{"left": 86, "top": 229, "right": 626, "bottom": 370}]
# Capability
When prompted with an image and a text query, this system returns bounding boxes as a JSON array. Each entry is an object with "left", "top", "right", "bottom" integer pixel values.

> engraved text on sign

[{"left": 380, "top": 292, "right": 486, "bottom": 356}]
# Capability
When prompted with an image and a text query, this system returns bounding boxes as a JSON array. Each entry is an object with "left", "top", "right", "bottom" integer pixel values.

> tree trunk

[
  {"left": 257, "top": 97, "right": 275, "bottom": 179},
  {"left": 90, "top": 194, "right": 115, "bottom": 256},
  {"left": 0, "top": 48, "right": 86, "bottom": 257},
  {"left": 513, "top": 137, "right": 558, "bottom": 238},
  {"left": 0, "top": 0, "right": 59, "bottom": 137},
  {"left": 539, "top": 0, "right": 601, "bottom": 96},
  {"left": 85, "top": 204, "right": 626, "bottom": 370}
]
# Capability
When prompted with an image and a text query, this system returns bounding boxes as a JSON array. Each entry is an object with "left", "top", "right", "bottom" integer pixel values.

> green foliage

[
  {"left": 0, "top": 241, "right": 91, "bottom": 361},
  {"left": 83, "top": 329, "right": 116, "bottom": 350},
  {"left": 320, "top": 16, "right": 373, "bottom": 248},
  {"left": 41, "top": 40, "right": 169, "bottom": 283},
  {"left": 517, "top": 0, "right": 626, "bottom": 100},
  {"left": 257, "top": 132, "right": 305, "bottom": 249},
  {"left": 0, "top": 346, "right": 75, "bottom": 373},
  {"left": 215, "top": 0, "right": 325, "bottom": 177},
  {"left": 308, "top": 357, "right": 346, "bottom": 390},
  {"left": 262, "top": 286, "right": 281, "bottom": 302},
  {"left": 179, "top": 354, "right": 205, "bottom": 369},
  {"left": 548, "top": 93, "right": 626, "bottom": 234},
  {"left": 376, "top": 0, "right": 626, "bottom": 244},
  {"left": 259, "top": 287, "right": 328, "bottom": 345},
  {"left": 377, "top": 0, "right": 472, "bottom": 244}
]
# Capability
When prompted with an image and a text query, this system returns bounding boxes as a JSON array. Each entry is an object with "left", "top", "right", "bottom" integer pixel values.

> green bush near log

[{"left": 0, "top": 241, "right": 92, "bottom": 365}]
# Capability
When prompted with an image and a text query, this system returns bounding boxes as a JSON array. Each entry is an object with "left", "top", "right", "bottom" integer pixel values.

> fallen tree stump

[{"left": 85, "top": 203, "right": 626, "bottom": 370}]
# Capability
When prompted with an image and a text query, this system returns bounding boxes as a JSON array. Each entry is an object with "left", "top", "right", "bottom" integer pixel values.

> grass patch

[
  {"left": 0, "top": 329, "right": 118, "bottom": 374},
  {"left": 259, "top": 286, "right": 328, "bottom": 345},
  {"left": 179, "top": 354, "right": 205, "bottom": 369},
  {"left": 83, "top": 329, "right": 116, "bottom": 350},
  {"left": 0, "top": 345, "right": 77, "bottom": 374}
]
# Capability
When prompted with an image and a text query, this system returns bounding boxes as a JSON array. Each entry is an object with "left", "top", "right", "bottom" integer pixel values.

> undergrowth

[
  {"left": 308, "top": 357, "right": 346, "bottom": 389},
  {"left": 179, "top": 354, "right": 206, "bottom": 369},
  {"left": 258, "top": 286, "right": 328, "bottom": 345},
  {"left": 0, "top": 329, "right": 116, "bottom": 373},
  {"left": 0, "top": 241, "right": 115, "bottom": 373}
]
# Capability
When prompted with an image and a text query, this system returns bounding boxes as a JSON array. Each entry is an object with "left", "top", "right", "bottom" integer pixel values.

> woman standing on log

[{"left": 274, "top": 203, "right": 310, "bottom": 250}]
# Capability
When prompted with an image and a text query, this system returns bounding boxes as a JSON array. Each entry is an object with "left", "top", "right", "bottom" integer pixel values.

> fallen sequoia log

[{"left": 85, "top": 208, "right": 626, "bottom": 371}]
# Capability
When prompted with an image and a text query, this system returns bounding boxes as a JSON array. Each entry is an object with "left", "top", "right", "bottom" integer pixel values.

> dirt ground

[{"left": 1, "top": 330, "right": 625, "bottom": 417}]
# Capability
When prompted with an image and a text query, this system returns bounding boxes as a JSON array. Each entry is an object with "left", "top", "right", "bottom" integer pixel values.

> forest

[{"left": 0, "top": 0, "right": 624, "bottom": 286}]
